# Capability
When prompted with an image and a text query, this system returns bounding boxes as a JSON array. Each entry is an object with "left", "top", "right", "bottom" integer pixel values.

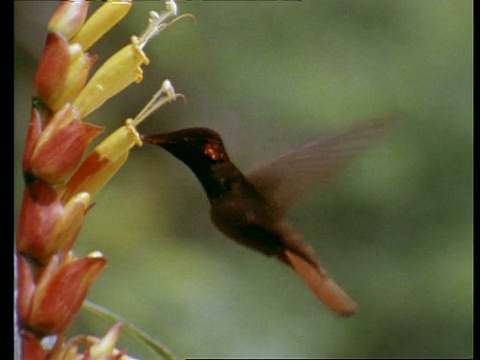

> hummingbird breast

[
  {"left": 209, "top": 179, "right": 320, "bottom": 268},
  {"left": 209, "top": 183, "right": 285, "bottom": 258}
]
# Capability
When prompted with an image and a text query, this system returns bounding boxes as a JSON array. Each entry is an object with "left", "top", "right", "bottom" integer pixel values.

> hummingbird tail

[{"left": 283, "top": 249, "right": 357, "bottom": 316}]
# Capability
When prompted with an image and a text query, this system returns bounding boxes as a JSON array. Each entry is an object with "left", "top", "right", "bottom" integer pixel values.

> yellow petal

[
  {"left": 64, "top": 122, "right": 140, "bottom": 200},
  {"left": 89, "top": 323, "right": 122, "bottom": 357},
  {"left": 71, "top": 0, "right": 132, "bottom": 51}
]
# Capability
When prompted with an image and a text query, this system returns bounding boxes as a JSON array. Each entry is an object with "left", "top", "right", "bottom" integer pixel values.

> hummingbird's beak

[{"left": 140, "top": 133, "right": 170, "bottom": 146}]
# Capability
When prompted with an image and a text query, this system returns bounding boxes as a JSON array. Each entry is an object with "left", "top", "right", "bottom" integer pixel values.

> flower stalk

[{"left": 15, "top": 0, "right": 192, "bottom": 358}]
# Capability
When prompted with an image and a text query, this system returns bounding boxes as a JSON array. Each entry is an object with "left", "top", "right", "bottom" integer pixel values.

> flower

[
  {"left": 47, "top": 323, "right": 140, "bottom": 360},
  {"left": 25, "top": 0, "right": 188, "bottom": 195},
  {"left": 16, "top": 0, "right": 193, "bottom": 358},
  {"left": 24, "top": 105, "right": 103, "bottom": 185},
  {"left": 18, "top": 252, "right": 106, "bottom": 336},
  {"left": 17, "top": 180, "right": 91, "bottom": 263},
  {"left": 64, "top": 80, "right": 182, "bottom": 200},
  {"left": 33, "top": 32, "right": 96, "bottom": 114},
  {"left": 21, "top": 330, "right": 47, "bottom": 360}
]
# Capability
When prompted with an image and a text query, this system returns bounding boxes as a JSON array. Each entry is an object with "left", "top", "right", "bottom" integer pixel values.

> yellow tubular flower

[
  {"left": 63, "top": 124, "right": 138, "bottom": 201},
  {"left": 65, "top": 80, "right": 183, "bottom": 200},
  {"left": 73, "top": 2, "right": 189, "bottom": 118},
  {"left": 71, "top": 0, "right": 133, "bottom": 52},
  {"left": 73, "top": 40, "right": 148, "bottom": 118}
]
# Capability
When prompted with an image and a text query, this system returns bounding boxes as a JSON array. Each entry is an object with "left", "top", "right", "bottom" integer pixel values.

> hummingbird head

[
  {"left": 141, "top": 127, "right": 230, "bottom": 167},
  {"left": 142, "top": 127, "right": 240, "bottom": 201}
]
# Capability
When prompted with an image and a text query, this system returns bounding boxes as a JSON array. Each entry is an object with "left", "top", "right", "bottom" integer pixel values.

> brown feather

[{"left": 283, "top": 249, "right": 356, "bottom": 316}]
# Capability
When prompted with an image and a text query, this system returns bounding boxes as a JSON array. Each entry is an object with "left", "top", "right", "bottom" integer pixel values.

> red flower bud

[
  {"left": 20, "top": 253, "right": 106, "bottom": 335},
  {"left": 28, "top": 104, "right": 103, "bottom": 184},
  {"left": 33, "top": 32, "right": 70, "bottom": 109},
  {"left": 48, "top": 0, "right": 89, "bottom": 41},
  {"left": 17, "top": 180, "right": 90, "bottom": 262},
  {"left": 21, "top": 330, "right": 47, "bottom": 360}
]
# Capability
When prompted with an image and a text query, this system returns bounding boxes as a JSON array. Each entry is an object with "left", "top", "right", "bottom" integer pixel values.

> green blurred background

[{"left": 15, "top": 0, "right": 472, "bottom": 358}]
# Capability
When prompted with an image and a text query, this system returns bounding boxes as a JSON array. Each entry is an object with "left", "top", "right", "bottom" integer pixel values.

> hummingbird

[{"left": 141, "top": 116, "right": 393, "bottom": 316}]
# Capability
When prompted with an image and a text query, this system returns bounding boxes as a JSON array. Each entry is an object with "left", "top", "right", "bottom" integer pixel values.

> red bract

[
  {"left": 21, "top": 330, "right": 47, "bottom": 360},
  {"left": 17, "top": 180, "right": 90, "bottom": 263},
  {"left": 18, "top": 253, "right": 106, "bottom": 336},
  {"left": 48, "top": 0, "right": 89, "bottom": 40},
  {"left": 28, "top": 104, "right": 103, "bottom": 184},
  {"left": 33, "top": 32, "right": 70, "bottom": 110}
]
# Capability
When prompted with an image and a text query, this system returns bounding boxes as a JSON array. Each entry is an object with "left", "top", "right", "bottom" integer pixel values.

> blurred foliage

[{"left": 15, "top": 0, "right": 472, "bottom": 358}]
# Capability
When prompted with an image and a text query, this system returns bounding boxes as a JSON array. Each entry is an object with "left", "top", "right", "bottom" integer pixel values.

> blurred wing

[{"left": 247, "top": 115, "right": 395, "bottom": 214}]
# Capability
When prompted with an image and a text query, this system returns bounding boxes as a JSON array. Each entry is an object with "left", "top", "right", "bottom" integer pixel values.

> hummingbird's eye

[{"left": 203, "top": 142, "right": 225, "bottom": 161}]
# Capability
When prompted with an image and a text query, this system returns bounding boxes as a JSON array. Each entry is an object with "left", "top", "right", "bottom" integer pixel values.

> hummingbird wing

[{"left": 247, "top": 116, "right": 395, "bottom": 214}]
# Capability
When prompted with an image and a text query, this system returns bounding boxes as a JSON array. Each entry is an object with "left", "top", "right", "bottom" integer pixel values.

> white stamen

[
  {"left": 132, "top": 79, "right": 184, "bottom": 126},
  {"left": 136, "top": 0, "right": 179, "bottom": 49}
]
